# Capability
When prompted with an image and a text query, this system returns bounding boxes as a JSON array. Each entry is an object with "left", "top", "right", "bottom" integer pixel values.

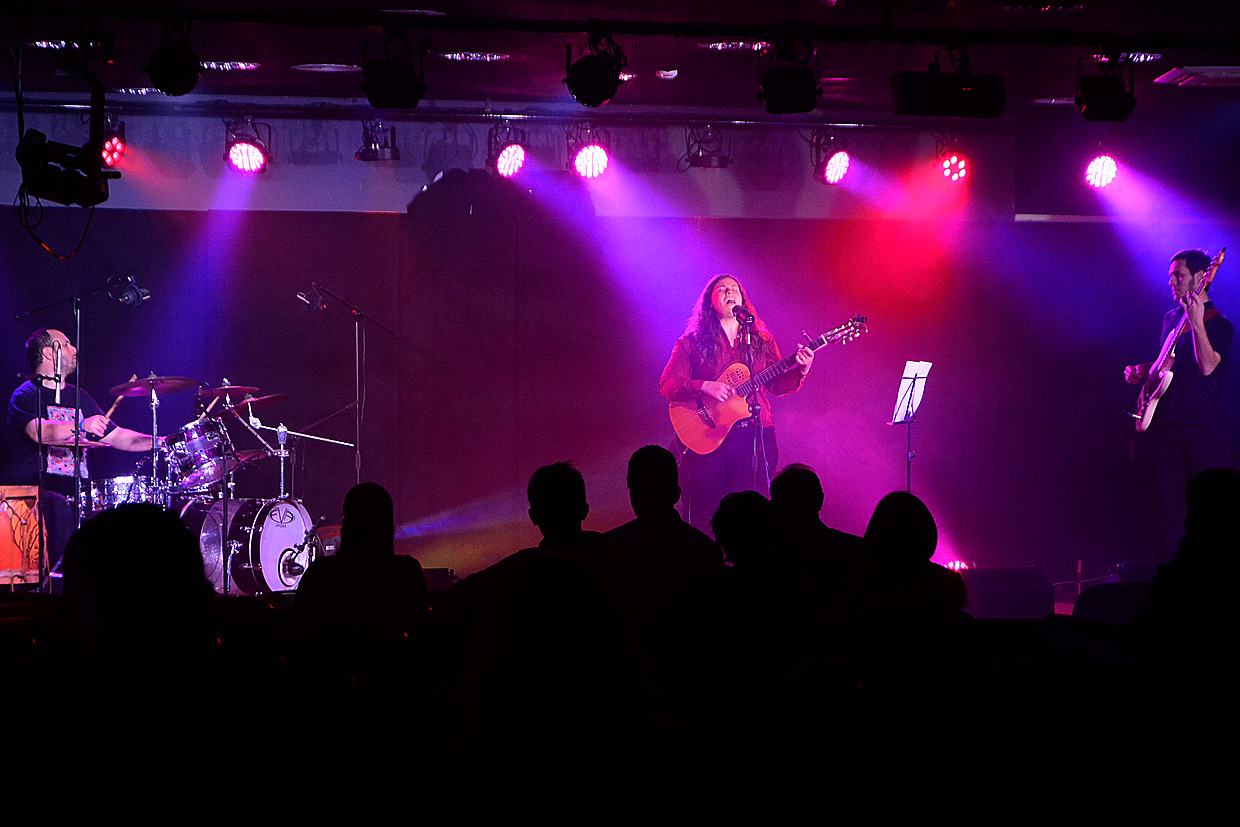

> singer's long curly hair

[{"left": 683, "top": 274, "right": 774, "bottom": 366}]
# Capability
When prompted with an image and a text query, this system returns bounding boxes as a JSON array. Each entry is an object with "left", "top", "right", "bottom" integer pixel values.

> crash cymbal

[
  {"left": 225, "top": 393, "right": 289, "bottom": 414},
  {"left": 110, "top": 375, "right": 196, "bottom": 397},
  {"left": 199, "top": 385, "right": 260, "bottom": 400}
]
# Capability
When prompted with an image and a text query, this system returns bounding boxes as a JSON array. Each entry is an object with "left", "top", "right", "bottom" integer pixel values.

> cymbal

[
  {"left": 42, "top": 439, "right": 112, "bottom": 449},
  {"left": 110, "top": 375, "right": 196, "bottom": 397},
  {"left": 199, "top": 385, "right": 260, "bottom": 400},
  {"left": 225, "top": 393, "right": 289, "bottom": 414}
]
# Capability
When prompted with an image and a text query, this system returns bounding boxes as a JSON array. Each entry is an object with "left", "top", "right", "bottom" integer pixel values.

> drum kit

[{"left": 80, "top": 375, "right": 352, "bottom": 596}]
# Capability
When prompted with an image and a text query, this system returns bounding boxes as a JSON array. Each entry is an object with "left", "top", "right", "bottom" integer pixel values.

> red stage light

[
  {"left": 941, "top": 153, "right": 968, "bottom": 182},
  {"left": 102, "top": 135, "right": 125, "bottom": 168}
]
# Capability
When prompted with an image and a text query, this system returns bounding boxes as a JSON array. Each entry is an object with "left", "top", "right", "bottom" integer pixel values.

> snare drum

[
  {"left": 87, "top": 475, "right": 167, "bottom": 516},
  {"left": 166, "top": 417, "right": 238, "bottom": 488},
  {"left": 181, "top": 497, "right": 319, "bottom": 595}
]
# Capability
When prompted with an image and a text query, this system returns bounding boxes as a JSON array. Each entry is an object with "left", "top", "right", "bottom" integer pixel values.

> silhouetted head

[
  {"left": 626, "top": 444, "right": 681, "bottom": 514},
  {"left": 1184, "top": 467, "right": 1240, "bottom": 543},
  {"left": 864, "top": 491, "right": 938, "bottom": 566},
  {"left": 528, "top": 461, "right": 589, "bottom": 538},
  {"left": 62, "top": 503, "right": 214, "bottom": 656},
  {"left": 341, "top": 482, "right": 396, "bottom": 556},
  {"left": 769, "top": 463, "right": 825, "bottom": 523},
  {"left": 711, "top": 490, "right": 777, "bottom": 568}
]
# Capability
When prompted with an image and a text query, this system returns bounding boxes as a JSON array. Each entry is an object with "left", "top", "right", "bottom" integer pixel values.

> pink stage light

[
  {"left": 102, "top": 135, "right": 125, "bottom": 168},
  {"left": 227, "top": 141, "right": 268, "bottom": 173},
  {"left": 820, "top": 150, "right": 850, "bottom": 185},
  {"left": 944, "top": 560, "right": 970, "bottom": 572},
  {"left": 573, "top": 144, "right": 609, "bottom": 179},
  {"left": 941, "top": 153, "right": 968, "bottom": 182},
  {"left": 495, "top": 143, "right": 526, "bottom": 178},
  {"left": 1085, "top": 154, "right": 1118, "bottom": 188}
]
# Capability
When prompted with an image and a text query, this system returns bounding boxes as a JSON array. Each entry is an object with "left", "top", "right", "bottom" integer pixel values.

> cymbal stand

[{"left": 246, "top": 414, "right": 354, "bottom": 500}]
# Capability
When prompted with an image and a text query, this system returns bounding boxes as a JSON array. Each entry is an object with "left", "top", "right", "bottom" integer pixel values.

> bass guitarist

[
  {"left": 660, "top": 274, "right": 813, "bottom": 532},
  {"left": 1125, "top": 249, "right": 1233, "bottom": 561}
]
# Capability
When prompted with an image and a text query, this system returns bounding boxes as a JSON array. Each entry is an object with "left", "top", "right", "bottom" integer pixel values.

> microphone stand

[
  {"left": 307, "top": 282, "right": 399, "bottom": 485},
  {"left": 736, "top": 309, "right": 767, "bottom": 492}
]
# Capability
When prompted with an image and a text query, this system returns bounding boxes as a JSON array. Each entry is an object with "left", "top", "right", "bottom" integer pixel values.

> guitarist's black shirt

[{"left": 1154, "top": 302, "right": 1233, "bottom": 429}]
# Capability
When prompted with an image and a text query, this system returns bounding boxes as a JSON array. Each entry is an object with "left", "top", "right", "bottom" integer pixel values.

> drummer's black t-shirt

[{"left": 0, "top": 381, "right": 110, "bottom": 495}]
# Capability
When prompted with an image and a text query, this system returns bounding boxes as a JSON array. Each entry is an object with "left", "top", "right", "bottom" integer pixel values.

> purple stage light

[
  {"left": 495, "top": 143, "right": 526, "bottom": 178},
  {"left": 227, "top": 141, "right": 268, "bottom": 173},
  {"left": 821, "top": 150, "right": 850, "bottom": 184},
  {"left": 1085, "top": 154, "right": 1117, "bottom": 188},
  {"left": 573, "top": 143, "right": 609, "bottom": 179}
]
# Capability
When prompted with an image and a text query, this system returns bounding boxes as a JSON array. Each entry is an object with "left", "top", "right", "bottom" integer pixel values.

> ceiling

[{"left": 7, "top": 2, "right": 1240, "bottom": 126}]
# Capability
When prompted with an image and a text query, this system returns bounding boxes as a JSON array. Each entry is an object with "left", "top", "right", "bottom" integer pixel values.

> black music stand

[{"left": 889, "top": 360, "right": 932, "bottom": 493}]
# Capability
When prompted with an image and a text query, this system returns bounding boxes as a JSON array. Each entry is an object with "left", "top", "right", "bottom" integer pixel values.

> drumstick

[
  {"left": 204, "top": 395, "right": 221, "bottom": 415},
  {"left": 103, "top": 374, "right": 137, "bottom": 421}
]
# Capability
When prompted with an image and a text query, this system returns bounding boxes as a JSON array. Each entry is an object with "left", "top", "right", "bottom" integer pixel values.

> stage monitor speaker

[{"left": 961, "top": 566, "right": 1053, "bottom": 619}]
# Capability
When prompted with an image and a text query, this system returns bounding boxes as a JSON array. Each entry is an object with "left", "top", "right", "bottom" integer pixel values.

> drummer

[{"left": 0, "top": 329, "right": 159, "bottom": 582}]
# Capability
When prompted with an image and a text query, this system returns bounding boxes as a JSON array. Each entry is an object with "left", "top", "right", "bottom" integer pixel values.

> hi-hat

[
  {"left": 109, "top": 375, "right": 196, "bottom": 397},
  {"left": 199, "top": 384, "right": 260, "bottom": 399},
  {"left": 225, "top": 393, "right": 289, "bottom": 414}
]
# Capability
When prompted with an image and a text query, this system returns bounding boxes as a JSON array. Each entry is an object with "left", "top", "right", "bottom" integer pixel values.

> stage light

[
  {"left": 362, "top": 29, "right": 429, "bottom": 110},
  {"left": 101, "top": 113, "right": 125, "bottom": 168},
  {"left": 563, "top": 26, "right": 627, "bottom": 107},
  {"left": 759, "top": 39, "right": 821, "bottom": 114},
  {"left": 1085, "top": 154, "right": 1118, "bottom": 188},
  {"left": 567, "top": 122, "right": 610, "bottom": 179},
  {"left": 355, "top": 120, "right": 399, "bottom": 162},
  {"left": 486, "top": 123, "right": 527, "bottom": 178},
  {"left": 1076, "top": 67, "right": 1136, "bottom": 122},
  {"left": 224, "top": 119, "right": 271, "bottom": 173},
  {"left": 892, "top": 49, "right": 1006, "bottom": 118},
  {"left": 810, "top": 130, "right": 849, "bottom": 185},
  {"left": 937, "top": 135, "right": 969, "bottom": 183},
  {"left": 684, "top": 125, "right": 729, "bottom": 169},
  {"left": 143, "top": 20, "right": 200, "bottom": 96},
  {"left": 14, "top": 69, "right": 119, "bottom": 207}
]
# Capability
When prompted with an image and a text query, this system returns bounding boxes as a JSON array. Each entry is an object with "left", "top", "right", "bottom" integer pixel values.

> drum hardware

[{"left": 183, "top": 497, "right": 320, "bottom": 595}]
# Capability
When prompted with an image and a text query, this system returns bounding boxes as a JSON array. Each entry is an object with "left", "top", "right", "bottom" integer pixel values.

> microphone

[
  {"left": 296, "top": 283, "right": 326, "bottom": 311},
  {"left": 53, "top": 341, "right": 62, "bottom": 384},
  {"left": 732, "top": 305, "right": 755, "bottom": 324},
  {"left": 107, "top": 275, "right": 151, "bottom": 306}
]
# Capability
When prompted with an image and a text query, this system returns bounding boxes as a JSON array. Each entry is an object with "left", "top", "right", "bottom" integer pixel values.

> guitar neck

[{"left": 735, "top": 332, "right": 829, "bottom": 397}]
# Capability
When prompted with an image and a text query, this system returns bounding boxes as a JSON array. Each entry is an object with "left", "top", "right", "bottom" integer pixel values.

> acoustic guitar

[
  {"left": 670, "top": 315, "right": 867, "bottom": 455},
  {"left": 1132, "top": 248, "right": 1225, "bottom": 432}
]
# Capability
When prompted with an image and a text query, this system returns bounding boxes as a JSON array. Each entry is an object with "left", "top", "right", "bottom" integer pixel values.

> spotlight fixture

[
  {"left": 936, "top": 135, "right": 969, "bottom": 183},
  {"left": 362, "top": 29, "right": 429, "bottom": 110},
  {"left": 224, "top": 119, "right": 271, "bottom": 173},
  {"left": 567, "top": 122, "right": 610, "bottom": 179},
  {"left": 892, "top": 48, "right": 1006, "bottom": 118},
  {"left": 355, "top": 120, "right": 399, "bottom": 162},
  {"left": 1076, "top": 59, "right": 1136, "bottom": 121},
  {"left": 1085, "top": 154, "right": 1118, "bottom": 188},
  {"left": 487, "top": 123, "right": 527, "bottom": 178},
  {"left": 143, "top": 20, "right": 200, "bottom": 96},
  {"left": 810, "top": 130, "right": 849, "bottom": 185},
  {"left": 759, "top": 39, "right": 822, "bottom": 115},
  {"left": 564, "top": 21, "right": 628, "bottom": 107},
  {"left": 684, "top": 126, "right": 729, "bottom": 169},
  {"left": 14, "top": 69, "right": 119, "bottom": 207},
  {"left": 101, "top": 112, "right": 125, "bottom": 168}
]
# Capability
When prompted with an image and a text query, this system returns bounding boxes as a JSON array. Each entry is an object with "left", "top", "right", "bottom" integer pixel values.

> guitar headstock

[
  {"left": 1203, "top": 247, "right": 1226, "bottom": 289},
  {"left": 823, "top": 314, "right": 868, "bottom": 345}
]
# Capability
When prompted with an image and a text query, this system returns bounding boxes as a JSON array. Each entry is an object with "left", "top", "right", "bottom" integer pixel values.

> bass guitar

[
  {"left": 670, "top": 315, "right": 867, "bottom": 455},
  {"left": 1132, "top": 247, "right": 1225, "bottom": 432}
]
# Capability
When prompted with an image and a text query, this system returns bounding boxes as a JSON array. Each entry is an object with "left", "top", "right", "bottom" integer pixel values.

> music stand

[{"left": 889, "top": 360, "right": 932, "bottom": 493}]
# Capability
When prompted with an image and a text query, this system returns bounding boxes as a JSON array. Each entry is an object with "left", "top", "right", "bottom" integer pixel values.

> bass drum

[{"left": 180, "top": 498, "right": 319, "bottom": 595}]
